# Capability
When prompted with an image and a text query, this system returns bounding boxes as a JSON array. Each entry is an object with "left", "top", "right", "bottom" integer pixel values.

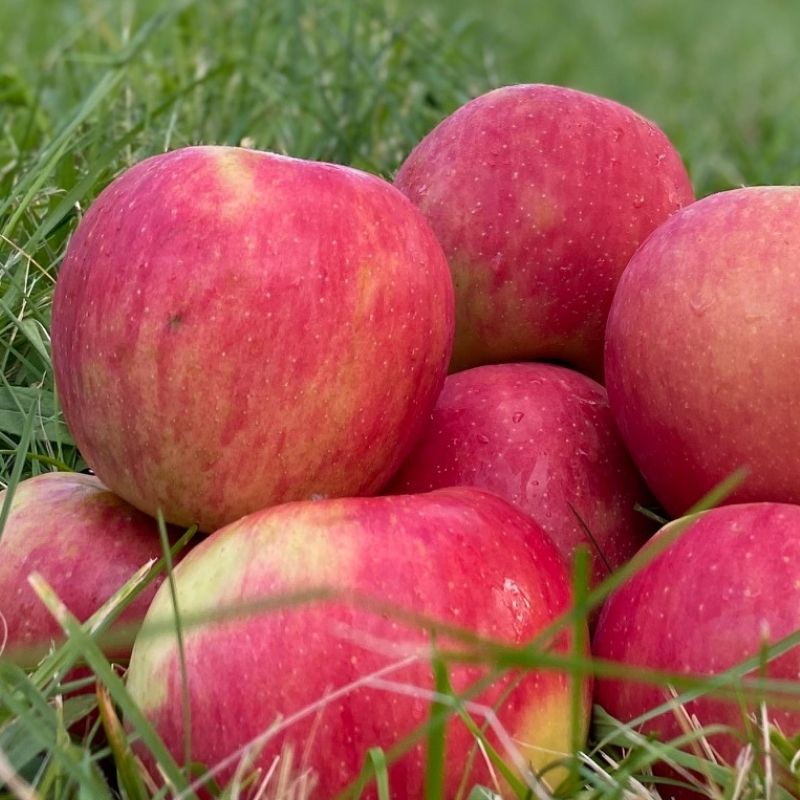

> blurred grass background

[
  {"left": 5, "top": 0, "right": 800, "bottom": 196},
  {"left": 464, "top": 0, "right": 800, "bottom": 194}
]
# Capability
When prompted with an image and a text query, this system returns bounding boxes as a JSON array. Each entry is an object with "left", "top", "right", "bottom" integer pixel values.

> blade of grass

[
  {"left": 20, "top": 524, "right": 197, "bottom": 688},
  {"left": 97, "top": 681, "right": 149, "bottom": 800},
  {"left": 156, "top": 508, "right": 192, "bottom": 770},
  {"left": 347, "top": 747, "right": 391, "bottom": 800},
  {"left": 0, "top": 401, "right": 35, "bottom": 540},
  {"left": 0, "top": 746, "right": 38, "bottom": 800},
  {"left": 0, "top": 688, "right": 95, "bottom": 770},
  {"left": 368, "top": 748, "right": 391, "bottom": 800},
  {"left": 424, "top": 646, "right": 450, "bottom": 800},
  {"left": 0, "top": 386, "right": 73, "bottom": 446},
  {"left": 27, "top": 572, "right": 191, "bottom": 796},
  {"left": 0, "top": 664, "right": 112, "bottom": 798},
  {"left": 0, "top": 2, "right": 197, "bottom": 237},
  {"left": 466, "top": 788, "right": 500, "bottom": 800},
  {"left": 569, "top": 547, "right": 591, "bottom": 760}
]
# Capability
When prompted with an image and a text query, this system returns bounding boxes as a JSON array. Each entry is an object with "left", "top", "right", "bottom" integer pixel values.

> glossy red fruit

[
  {"left": 0, "top": 472, "right": 170, "bottom": 660},
  {"left": 388, "top": 363, "right": 654, "bottom": 587},
  {"left": 594, "top": 503, "right": 800, "bottom": 798},
  {"left": 395, "top": 83, "right": 693, "bottom": 379},
  {"left": 52, "top": 146, "right": 454, "bottom": 531},
  {"left": 606, "top": 186, "right": 800, "bottom": 517},
  {"left": 127, "top": 487, "right": 591, "bottom": 798}
]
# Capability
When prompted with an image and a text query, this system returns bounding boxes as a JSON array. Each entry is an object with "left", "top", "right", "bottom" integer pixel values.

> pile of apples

[{"left": 3, "top": 82, "right": 800, "bottom": 797}]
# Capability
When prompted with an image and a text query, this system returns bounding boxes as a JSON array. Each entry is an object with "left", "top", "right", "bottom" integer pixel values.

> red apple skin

[
  {"left": 51, "top": 146, "right": 454, "bottom": 532},
  {"left": 0, "top": 472, "right": 170, "bottom": 659},
  {"left": 605, "top": 187, "right": 800, "bottom": 518},
  {"left": 387, "top": 363, "right": 655, "bottom": 587},
  {"left": 593, "top": 503, "right": 800, "bottom": 794},
  {"left": 394, "top": 83, "right": 694, "bottom": 379},
  {"left": 126, "top": 487, "right": 591, "bottom": 798}
]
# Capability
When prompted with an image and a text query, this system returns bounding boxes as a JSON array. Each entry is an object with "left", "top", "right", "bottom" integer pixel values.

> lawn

[{"left": 2, "top": 1, "right": 800, "bottom": 798}]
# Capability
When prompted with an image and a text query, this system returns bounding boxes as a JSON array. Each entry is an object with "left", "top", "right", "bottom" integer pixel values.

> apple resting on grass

[
  {"left": 605, "top": 186, "right": 800, "bottom": 517},
  {"left": 51, "top": 145, "right": 454, "bottom": 532},
  {"left": 388, "top": 363, "right": 655, "bottom": 588},
  {"left": 593, "top": 503, "right": 800, "bottom": 797},
  {"left": 0, "top": 471, "right": 172, "bottom": 662},
  {"left": 394, "top": 83, "right": 694, "bottom": 378},
  {"left": 126, "top": 487, "right": 591, "bottom": 798}
]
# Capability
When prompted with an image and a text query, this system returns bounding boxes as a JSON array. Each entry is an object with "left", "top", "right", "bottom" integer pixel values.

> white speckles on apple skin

[
  {"left": 127, "top": 487, "right": 588, "bottom": 798},
  {"left": 396, "top": 83, "right": 694, "bottom": 378},
  {"left": 594, "top": 501, "right": 800, "bottom": 767},
  {"left": 0, "top": 472, "right": 174, "bottom": 658},
  {"left": 388, "top": 362, "right": 655, "bottom": 588},
  {"left": 52, "top": 145, "right": 455, "bottom": 532},
  {"left": 606, "top": 186, "right": 800, "bottom": 517}
]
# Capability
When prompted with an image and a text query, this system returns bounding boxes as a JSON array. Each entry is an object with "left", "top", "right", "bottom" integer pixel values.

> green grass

[
  {"left": 3, "top": 0, "right": 800, "bottom": 798},
  {"left": 425, "top": 0, "right": 800, "bottom": 195}
]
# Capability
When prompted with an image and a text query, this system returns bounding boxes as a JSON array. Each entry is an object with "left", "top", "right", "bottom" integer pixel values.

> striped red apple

[
  {"left": 0, "top": 472, "right": 171, "bottom": 661},
  {"left": 395, "top": 83, "right": 694, "bottom": 379},
  {"left": 606, "top": 186, "right": 800, "bottom": 516},
  {"left": 388, "top": 363, "right": 655, "bottom": 588},
  {"left": 594, "top": 503, "right": 800, "bottom": 797},
  {"left": 51, "top": 146, "right": 454, "bottom": 532},
  {"left": 126, "top": 488, "right": 591, "bottom": 797}
]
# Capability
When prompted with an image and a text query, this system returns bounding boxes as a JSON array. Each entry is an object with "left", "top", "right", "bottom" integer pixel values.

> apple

[
  {"left": 0, "top": 471, "right": 172, "bottom": 661},
  {"left": 605, "top": 187, "right": 800, "bottom": 517},
  {"left": 387, "top": 363, "right": 655, "bottom": 589},
  {"left": 51, "top": 145, "right": 454, "bottom": 532},
  {"left": 394, "top": 83, "right": 694, "bottom": 379},
  {"left": 593, "top": 503, "right": 800, "bottom": 797},
  {"left": 126, "top": 487, "right": 591, "bottom": 798}
]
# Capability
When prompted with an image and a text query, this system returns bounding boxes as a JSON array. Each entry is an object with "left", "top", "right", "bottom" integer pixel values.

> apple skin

[
  {"left": 593, "top": 503, "right": 800, "bottom": 796},
  {"left": 0, "top": 471, "right": 171, "bottom": 660},
  {"left": 394, "top": 83, "right": 694, "bottom": 379},
  {"left": 605, "top": 187, "right": 800, "bottom": 517},
  {"left": 51, "top": 146, "right": 454, "bottom": 532},
  {"left": 126, "top": 487, "right": 591, "bottom": 798},
  {"left": 387, "top": 363, "right": 655, "bottom": 588}
]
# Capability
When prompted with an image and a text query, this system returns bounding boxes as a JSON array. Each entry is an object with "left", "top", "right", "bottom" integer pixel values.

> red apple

[
  {"left": 605, "top": 187, "right": 800, "bottom": 517},
  {"left": 394, "top": 83, "right": 694, "bottom": 378},
  {"left": 0, "top": 471, "right": 171, "bottom": 660},
  {"left": 51, "top": 146, "right": 454, "bottom": 532},
  {"left": 593, "top": 503, "right": 800, "bottom": 795},
  {"left": 388, "top": 363, "right": 654, "bottom": 588},
  {"left": 126, "top": 487, "right": 590, "bottom": 797}
]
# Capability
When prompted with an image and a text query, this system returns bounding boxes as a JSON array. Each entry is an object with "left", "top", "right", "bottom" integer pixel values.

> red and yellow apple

[
  {"left": 51, "top": 146, "right": 454, "bottom": 532},
  {"left": 388, "top": 363, "right": 654, "bottom": 587},
  {"left": 593, "top": 503, "right": 800, "bottom": 795},
  {"left": 0, "top": 471, "right": 171, "bottom": 660},
  {"left": 394, "top": 83, "right": 694, "bottom": 378},
  {"left": 605, "top": 187, "right": 800, "bottom": 517},
  {"left": 126, "top": 487, "right": 590, "bottom": 797}
]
